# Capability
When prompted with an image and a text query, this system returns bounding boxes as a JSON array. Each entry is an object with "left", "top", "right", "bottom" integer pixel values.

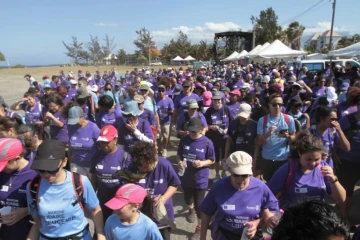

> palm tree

[
  {"left": 286, "top": 21, "right": 305, "bottom": 50},
  {"left": 277, "top": 27, "right": 289, "bottom": 46},
  {"left": 337, "top": 36, "right": 352, "bottom": 49}
]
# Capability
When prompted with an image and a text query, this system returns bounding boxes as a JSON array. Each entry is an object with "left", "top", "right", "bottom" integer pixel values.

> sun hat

[
  {"left": 226, "top": 151, "right": 253, "bottom": 175},
  {"left": 77, "top": 86, "right": 90, "bottom": 99},
  {"left": 202, "top": 91, "right": 212, "bottom": 105},
  {"left": 187, "top": 117, "right": 202, "bottom": 132},
  {"left": 133, "top": 95, "right": 144, "bottom": 104},
  {"left": 90, "top": 85, "right": 99, "bottom": 93},
  {"left": 121, "top": 101, "right": 142, "bottom": 116},
  {"left": 186, "top": 99, "right": 199, "bottom": 109},
  {"left": 140, "top": 84, "right": 149, "bottom": 91},
  {"left": 67, "top": 106, "right": 84, "bottom": 125},
  {"left": 236, "top": 103, "right": 252, "bottom": 119},
  {"left": 0, "top": 138, "right": 23, "bottom": 172},
  {"left": 230, "top": 90, "right": 241, "bottom": 96},
  {"left": 30, "top": 139, "right": 66, "bottom": 171},
  {"left": 69, "top": 80, "right": 77, "bottom": 85},
  {"left": 262, "top": 75, "right": 270, "bottom": 83},
  {"left": 212, "top": 91, "right": 222, "bottom": 100},
  {"left": 97, "top": 125, "right": 118, "bottom": 142},
  {"left": 105, "top": 184, "right": 147, "bottom": 210}
]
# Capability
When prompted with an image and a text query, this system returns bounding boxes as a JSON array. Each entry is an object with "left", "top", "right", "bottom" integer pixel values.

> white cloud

[
  {"left": 304, "top": 21, "right": 355, "bottom": 34},
  {"left": 95, "top": 23, "right": 119, "bottom": 27},
  {"left": 151, "top": 22, "right": 246, "bottom": 45}
]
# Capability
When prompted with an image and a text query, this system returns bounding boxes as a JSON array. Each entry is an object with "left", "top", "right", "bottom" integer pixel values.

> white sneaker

[{"left": 213, "top": 175, "right": 221, "bottom": 183}]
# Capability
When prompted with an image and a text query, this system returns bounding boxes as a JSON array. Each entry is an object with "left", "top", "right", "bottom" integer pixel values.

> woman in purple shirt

[
  {"left": 311, "top": 77, "right": 327, "bottom": 99},
  {"left": 64, "top": 103, "right": 100, "bottom": 179},
  {"left": 200, "top": 151, "right": 279, "bottom": 240},
  {"left": 268, "top": 131, "right": 346, "bottom": 210},
  {"left": 10, "top": 91, "right": 43, "bottom": 125},
  {"left": 43, "top": 93, "right": 68, "bottom": 143},
  {"left": 95, "top": 94, "right": 122, "bottom": 129},
  {"left": 0, "top": 138, "right": 38, "bottom": 240},
  {"left": 17, "top": 124, "right": 44, "bottom": 162},
  {"left": 177, "top": 117, "right": 215, "bottom": 239},
  {"left": 123, "top": 141, "right": 180, "bottom": 240}
]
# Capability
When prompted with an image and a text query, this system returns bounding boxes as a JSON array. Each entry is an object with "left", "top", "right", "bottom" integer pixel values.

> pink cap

[
  {"left": 0, "top": 138, "right": 23, "bottom": 172},
  {"left": 202, "top": 91, "right": 212, "bottom": 105},
  {"left": 105, "top": 184, "right": 147, "bottom": 210},
  {"left": 277, "top": 83, "right": 284, "bottom": 92},
  {"left": 97, "top": 125, "right": 118, "bottom": 142},
  {"left": 230, "top": 89, "right": 241, "bottom": 96}
]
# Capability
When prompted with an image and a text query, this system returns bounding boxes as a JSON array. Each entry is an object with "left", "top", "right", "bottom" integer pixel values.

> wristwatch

[{"left": 331, "top": 177, "right": 338, "bottom": 184}]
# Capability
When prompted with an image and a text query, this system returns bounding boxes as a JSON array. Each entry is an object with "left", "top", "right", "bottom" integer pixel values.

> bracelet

[{"left": 331, "top": 177, "right": 338, "bottom": 184}]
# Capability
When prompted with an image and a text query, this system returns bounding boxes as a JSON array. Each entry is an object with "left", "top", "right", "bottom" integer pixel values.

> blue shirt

[
  {"left": 26, "top": 171, "right": 99, "bottom": 239},
  {"left": 257, "top": 114, "right": 296, "bottom": 161},
  {"left": 105, "top": 212, "right": 162, "bottom": 240}
]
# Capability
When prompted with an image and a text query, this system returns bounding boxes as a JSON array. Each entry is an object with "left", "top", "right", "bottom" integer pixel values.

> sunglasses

[
  {"left": 231, "top": 173, "right": 250, "bottom": 178},
  {"left": 105, "top": 89, "right": 112, "bottom": 91},
  {"left": 158, "top": 89, "right": 165, "bottom": 92},
  {"left": 141, "top": 90, "right": 148, "bottom": 92},
  {"left": 271, "top": 103, "right": 284, "bottom": 107},
  {"left": 330, "top": 117, "right": 338, "bottom": 121},
  {"left": 35, "top": 165, "right": 61, "bottom": 175}
]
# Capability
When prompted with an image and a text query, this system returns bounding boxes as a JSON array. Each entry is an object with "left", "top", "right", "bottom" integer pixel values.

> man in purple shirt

[
  {"left": 226, "top": 72, "right": 244, "bottom": 91},
  {"left": 50, "top": 75, "right": 61, "bottom": 89}
]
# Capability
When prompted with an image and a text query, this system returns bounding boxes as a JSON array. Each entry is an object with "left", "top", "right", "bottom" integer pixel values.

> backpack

[
  {"left": 262, "top": 114, "right": 290, "bottom": 133},
  {"left": 345, "top": 113, "right": 360, "bottom": 141},
  {"left": 205, "top": 105, "right": 231, "bottom": 124},
  {"left": 29, "top": 172, "right": 84, "bottom": 212}
]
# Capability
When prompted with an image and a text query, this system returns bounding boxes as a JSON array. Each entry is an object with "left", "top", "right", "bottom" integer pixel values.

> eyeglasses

[
  {"left": 158, "top": 89, "right": 165, "bottom": 92},
  {"left": 330, "top": 118, "right": 338, "bottom": 121},
  {"left": 35, "top": 165, "right": 61, "bottom": 175},
  {"left": 271, "top": 103, "right": 284, "bottom": 107},
  {"left": 231, "top": 173, "right": 250, "bottom": 178},
  {"left": 105, "top": 89, "right": 112, "bottom": 91}
]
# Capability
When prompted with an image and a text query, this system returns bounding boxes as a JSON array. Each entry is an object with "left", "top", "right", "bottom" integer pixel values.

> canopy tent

[
  {"left": 255, "top": 40, "right": 306, "bottom": 58},
  {"left": 220, "top": 51, "right": 239, "bottom": 62},
  {"left": 247, "top": 43, "right": 270, "bottom": 58},
  {"left": 228, "top": 50, "right": 249, "bottom": 61},
  {"left": 184, "top": 55, "right": 196, "bottom": 61},
  {"left": 172, "top": 56, "right": 184, "bottom": 61},
  {"left": 244, "top": 45, "right": 262, "bottom": 58},
  {"left": 329, "top": 42, "right": 360, "bottom": 56}
]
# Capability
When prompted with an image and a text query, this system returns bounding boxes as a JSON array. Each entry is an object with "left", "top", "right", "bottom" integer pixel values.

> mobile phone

[{"left": 279, "top": 129, "right": 288, "bottom": 134}]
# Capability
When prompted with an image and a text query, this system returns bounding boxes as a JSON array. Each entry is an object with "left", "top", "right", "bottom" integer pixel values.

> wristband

[{"left": 331, "top": 177, "right": 338, "bottom": 184}]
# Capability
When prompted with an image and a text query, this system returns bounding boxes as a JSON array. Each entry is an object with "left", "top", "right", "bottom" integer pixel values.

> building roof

[
  {"left": 321, "top": 30, "right": 341, "bottom": 37},
  {"left": 308, "top": 33, "right": 321, "bottom": 41}
]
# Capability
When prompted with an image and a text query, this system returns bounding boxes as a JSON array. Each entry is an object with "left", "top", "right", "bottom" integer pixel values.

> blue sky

[{"left": 1, "top": 0, "right": 359, "bottom": 66}]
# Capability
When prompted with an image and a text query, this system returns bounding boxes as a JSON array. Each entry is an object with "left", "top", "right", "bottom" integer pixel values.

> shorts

[
  {"left": 214, "top": 145, "right": 225, "bottom": 162},
  {"left": 71, "top": 163, "right": 91, "bottom": 179},
  {"left": 337, "top": 159, "right": 360, "bottom": 197},
  {"left": 261, "top": 158, "right": 287, "bottom": 182},
  {"left": 160, "top": 125, "right": 170, "bottom": 139}
]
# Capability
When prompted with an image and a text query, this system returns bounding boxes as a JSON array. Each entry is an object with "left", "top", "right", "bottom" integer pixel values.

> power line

[{"left": 280, "top": 0, "right": 326, "bottom": 25}]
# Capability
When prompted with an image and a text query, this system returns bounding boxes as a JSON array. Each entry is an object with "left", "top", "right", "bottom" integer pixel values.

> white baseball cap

[
  {"left": 226, "top": 151, "right": 253, "bottom": 175},
  {"left": 236, "top": 103, "right": 252, "bottom": 118}
]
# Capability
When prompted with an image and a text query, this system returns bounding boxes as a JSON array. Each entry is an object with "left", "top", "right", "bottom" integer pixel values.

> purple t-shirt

[
  {"left": 311, "top": 86, "right": 327, "bottom": 98},
  {"left": 309, "top": 126, "right": 340, "bottom": 168},
  {"left": 138, "top": 109, "right": 156, "bottom": 126},
  {"left": 156, "top": 96, "right": 174, "bottom": 125},
  {"left": 226, "top": 80, "right": 244, "bottom": 91},
  {"left": 21, "top": 102, "right": 43, "bottom": 124},
  {"left": 68, "top": 88, "right": 77, "bottom": 99},
  {"left": 127, "top": 157, "right": 180, "bottom": 225},
  {"left": 176, "top": 111, "right": 208, "bottom": 131},
  {"left": 95, "top": 78, "right": 106, "bottom": 94},
  {"left": 49, "top": 111, "right": 69, "bottom": 143},
  {"left": 227, "top": 119, "right": 257, "bottom": 157},
  {"left": 0, "top": 161, "right": 37, "bottom": 240},
  {"left": 227, "top": 102, "right": 240, "bottom": 120},
  {"left": 204, "top": 106, "right": 230, "bottom": 147},
  {"left": 117, "top": 118, "right": 154, "bottom": 153},
  {"left": 336, "top": 102, "right": 357, "bottom": 117},
  {"left": 338, "top": 113, "right": 360, "bottom": 162},
  {"left": 50, "top": 81, "right": 60, "bottom": 89},
  {"left": 174, "top": 93, "right": 200, "bottom": 116},
  {"left": 68, "top": 121, "right": 100, "bottom": 168},
  {"left": 268, "top": 160, "right": 332, "bottom": 209},
  {"left": 177, "top": 135, "right": 215, "bottom": 189},
  {"left": 95, "top": 106, "right": 122, "bottom": 129},
  {"left": 200, "top": 176, "right": 279, "bottom": 234},
  {"left": 90, "top": 148, "right": 127, "bottom": 206}
]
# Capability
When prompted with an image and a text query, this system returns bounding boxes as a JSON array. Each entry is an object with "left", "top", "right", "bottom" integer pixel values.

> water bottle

[
  {"left": 267, "top": 210, "right": 284, "bottom": 235},
  {"left": 324, "top": 142, "right": 330, "bottom": 154},
  {"left": 218, "top": 128, "right": 224, "bottom": 134},
  {"left": 156, "top": 132, "right": 160, "bottom": 140},
  {"left": 240, "top": 222, "right": 253, "bottom": 240},
  {"left": 178, "top": 159, "right": 186, "bottom": 176}
]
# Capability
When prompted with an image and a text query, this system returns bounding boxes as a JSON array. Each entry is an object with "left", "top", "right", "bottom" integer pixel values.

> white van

[{"left": 288, "top": 59, "right": 360, "bottom": 73}]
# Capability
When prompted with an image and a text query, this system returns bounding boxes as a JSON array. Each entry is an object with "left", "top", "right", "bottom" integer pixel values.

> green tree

[
  {"left": 286, "top": 21, "right": 305, "bottom": 50},
  {"left": 0, "top": 52, "right": 5, "bottom": 61},
  {"left": 117, "top": 49, "right": 127, "bottom": 65},
  {"left": 62, "top": 36, "right": 84, "bottom": 64},
  {"left": 133, "top": 27, "right": 155, "bottom": 63},
  {"left": 87, "top": 35, "right": 102, "bottom": 65},
  {"left": 102, "top": 33, "right": 116, "bottom": 59},
  {"left": 277, "top": 27, "right": 289, "bottom": 46},
  {"left": 251, "top": 7, "right": 281, "bottom": 45},
  {"left": 78, "top": 50, "right": 91, "bottom": 65},
  {"left": 304, "top": 43, "right": 317, "bottom": 54}
]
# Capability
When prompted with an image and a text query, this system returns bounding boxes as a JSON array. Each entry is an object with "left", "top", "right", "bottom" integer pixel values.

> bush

[{"left": 12, "top": 64, "right": 25, "bottom": 68}]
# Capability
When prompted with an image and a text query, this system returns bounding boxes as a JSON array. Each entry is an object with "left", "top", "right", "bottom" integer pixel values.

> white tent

[
  {"left": 228, "top": 50, "right": 249, "bottom": 61},
  {"left": 172, "top": 56, "right": 184, "bottom": 61},
  {"left": 245, "top": 45, "right": 262, "bottom": 58},
  {"left": 255, "top": 40, "right": 306, "bottom": 58},
  {"left": 220, "top": 51, "right": 239, "bottom": 62},
  {"left": 184, "top": 55, "right": 196, "bottom": 61},
  {"left": 329, "top": 42, "right": 360, "bottom": 56},
  {"left": 247, "top": 43, "right": 270, "bottom": 58}
]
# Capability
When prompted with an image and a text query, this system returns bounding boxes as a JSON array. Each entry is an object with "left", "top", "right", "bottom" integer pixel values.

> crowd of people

[{"left": 0, "top": 62, "right": 359, "bottom": 239}]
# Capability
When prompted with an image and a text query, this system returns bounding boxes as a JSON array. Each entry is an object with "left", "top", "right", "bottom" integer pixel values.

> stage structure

[{"left": 213, "top": 31, "right": 254, "bottom": 63}]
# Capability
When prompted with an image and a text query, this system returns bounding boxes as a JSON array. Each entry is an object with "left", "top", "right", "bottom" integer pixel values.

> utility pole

[
  {"left": 252, "top": 24, "right": 256, "bottom": 49},
  {"left": 148, "top": 43, "right": 151, "bottom": 66},
  {"left": 329, "top": 0, "right": 336, "bottom": 65}
]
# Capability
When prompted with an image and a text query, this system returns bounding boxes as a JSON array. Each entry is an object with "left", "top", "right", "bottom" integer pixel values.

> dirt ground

[{"left": 1, "top": 66, "right": 359, "bottom": 239}]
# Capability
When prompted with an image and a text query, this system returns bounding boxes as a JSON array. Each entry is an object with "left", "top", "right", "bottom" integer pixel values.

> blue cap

[
  {"left": 120, "top": 75, "right": 126, "bottom": 79},
  {"left": 121, "top": 101, "right": 142, "bottom": 116},
  {"left": 340, "top": 82, "right": 349, "bottom": 91},
  {"left": 43, "top": 83, "right": 51, "bottom": 89},
  {"left": 67, "top": 106, "right": 84, "bottom": 125},
  {"left": 104, "top": 91, "right": 115, "bottom": 101},
  {"left": 62, "top": 81, "right": 71, "bottom": 88}
]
